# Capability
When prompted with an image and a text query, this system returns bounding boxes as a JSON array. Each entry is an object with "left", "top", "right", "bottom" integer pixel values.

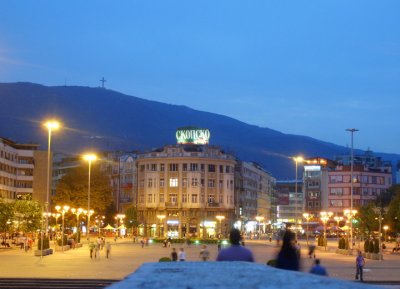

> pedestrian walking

[
  {"left": 105, "top": 242, "right": 111, "bottom": 259},
  {"left": 308, "top": 243, "right": 316, "bottom": 259},
  {"left": 275, "top": 230, "right": 300, "bottom": 271},
  {"left": 171, "top": 248, "right": 178, "bottom": 261},
  {"left": 178, "top": 248, "right": 186, "bottom": 261},
  {"left": 355, "top": 250, "right": 365, "bottom": 281},
  {"left": 89, "top": 242, "right": 96, "bottom": 259},
  {"left": 94, "top": 242, "right": 100, "bottom": 259},
  {"left": 199, "top": 245, "right": 210, "bottom": 261},
  {"left": 309, "top": 259, "right": 328, "bottom": 276}
]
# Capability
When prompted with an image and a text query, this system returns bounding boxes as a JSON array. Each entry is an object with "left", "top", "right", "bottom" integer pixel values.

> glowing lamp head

[
  {"left": 83, "top": 154, "right": 98, "bottom": 162},
  {"left": 44, "top": 120, "right": 60, "bottom": 131},
  {"left": 293, "top": 156, "right": 304, "bottom": 163}
]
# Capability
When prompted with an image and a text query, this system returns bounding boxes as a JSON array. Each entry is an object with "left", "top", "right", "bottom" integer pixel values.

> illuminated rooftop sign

[
  {"left": 176, "top": 127, "right": 210, "bottom": 145},
  {"left": 304, "top": 165, "right": 321, "bottom": 171}
]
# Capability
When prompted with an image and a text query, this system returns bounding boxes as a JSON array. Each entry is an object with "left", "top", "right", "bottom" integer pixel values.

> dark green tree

[
  {"left": 124, "top": 206, "right": 138, "bottom": 230},
  {"left": 358, "top": 203, "right": 378, "bottom": 237},
  {"left": 385, "top": 185, "right": 400, "bottom": 233},
  {"left": 53, "top": 165, "right": 113, "bottom": 215}
]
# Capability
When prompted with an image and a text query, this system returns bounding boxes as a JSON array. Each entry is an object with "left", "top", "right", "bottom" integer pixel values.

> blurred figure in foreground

[
  {"left": 216, "top": 229, "right": 254, "bottom": 262},
  {"left": 276, "top": 230, "right": 300, "bottom": 271}
]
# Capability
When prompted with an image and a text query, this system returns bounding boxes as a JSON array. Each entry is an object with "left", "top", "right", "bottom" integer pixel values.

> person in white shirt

[{"left": 178, "top": 248, "right": 186, "bottom": 261}]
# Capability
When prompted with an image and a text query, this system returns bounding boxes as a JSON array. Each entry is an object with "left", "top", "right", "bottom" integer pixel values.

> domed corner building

[{"left": 136, "top": 127, "right": 236, "bottom": 239}]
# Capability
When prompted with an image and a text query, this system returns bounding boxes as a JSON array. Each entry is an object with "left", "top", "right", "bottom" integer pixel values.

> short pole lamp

[
  {"left": 255, "top": 216, "right": 264, "bottom": 239},
  {"left": 215, "top": 215, "right": 225, "bottom": 237},
  {"left": 55, "top": 205, "right": 70, "bottom": 252}
]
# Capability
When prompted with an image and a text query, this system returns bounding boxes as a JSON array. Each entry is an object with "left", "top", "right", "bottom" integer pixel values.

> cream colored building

[
  {"left": 136, "top": 144, "right": 236, "bottom": 238},
  {"left": 0, "top": 137, "right": 47, "bottom": 203}
]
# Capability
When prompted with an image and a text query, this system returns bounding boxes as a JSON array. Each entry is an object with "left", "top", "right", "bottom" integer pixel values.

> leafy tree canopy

[
  {"left": 13, "top": 199, "right": 42, "bottom": 233},
  {"left": 124, "top": 206, "right": 138, "bottom": 229},
  {"left": 53, "top": 165, "right": 113, "bottom": 215},
  {"left": 0, "top": 198, "right": 14, "bottom": 231}
]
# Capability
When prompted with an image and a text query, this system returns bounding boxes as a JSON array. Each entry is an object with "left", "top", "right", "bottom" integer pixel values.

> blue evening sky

[{"left": 1, "top": 1, "right": 399, "bottom": 154}]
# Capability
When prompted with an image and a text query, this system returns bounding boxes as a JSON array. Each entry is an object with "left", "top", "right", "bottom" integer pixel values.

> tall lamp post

[
  {"left": 334, "top": 216, "right": 344, "bottom": 243},
  {"left": 383, "top": 225, "right": 389, "bottom": 242},
  {"left": 346, "top": 128, "right": 359, "bottom": 249},
  {"left": 83, "top": 153, "right": 97, "bottom": 238},
  {"left": 255, "top": 216, "right": 264, "bottom": 239},
  {"left": 52, "top": 213, "right": 61, "bottom": 232},
  {"left": 216, "top": 215, "right": 225, "bottom": 237},
  {"left": 344, "top": 209, "right": 357, "bottom": 250},
  {"left": 43, "top": 120, "right": 60, "bottom": 233},
  {"left": 303, "top": 213, "right": 311, "bottom": 245},
  {"left": 55, "top": 205, "right": 70, "bottom": 252},
  {"left": 293, "top": 156, "right": 304, "bottom": 234},
  {"left": 157, "top": 214, "right": 166, "bottom": 237}
]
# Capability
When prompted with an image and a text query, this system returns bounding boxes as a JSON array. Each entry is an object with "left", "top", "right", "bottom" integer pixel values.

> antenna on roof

[{"left": 100, "top": 77, "right": 106, "bottom": 88}]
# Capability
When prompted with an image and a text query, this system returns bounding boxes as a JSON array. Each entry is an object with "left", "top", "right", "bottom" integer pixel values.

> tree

[
  {"left": 13, "top": 200, "right": 42, "bottom": 233},
  {"left": 385, "top": 185, "right": 400, "bottom": 233},
  {"left": 358, "top": 203, "right": 378, "bottom": 237},
  {"left": 124, "top": 206, "right": 138, "bottom": 229},
  {"left": 0, "top": 198, "right": 14, "bottom": 235},
  {"left": 53, "top": 165, "right": 113, "bottom": 215}
]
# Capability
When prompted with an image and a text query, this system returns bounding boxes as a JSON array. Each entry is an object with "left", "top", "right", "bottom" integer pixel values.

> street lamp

[
  {"left": 215, "top": 215, "right": 225, "bottom": 237},
  {"left": 320, "top": 211, "right": 333, "bottom": 251},
  {"left": 383, "top": 225, "right": 389, "bottom": 242},
  {"left": 334, "top": 216, "right": 344, "bottom": 243},
  {"left": 83, "top": 209, "right": 94, "bottom": 237},
  {"left": 70, "top": 208, "right": 83, "bottom": 242},
  {"left": 51, "top": 212, "right": 61, "bottom": 234},
  {"left": 292, "top": 156, "right": 304, "bottom": 233},
  {"left": 344, "top": 209, "right": 357, "bottom": 250},
  {"left": 346, "top": 128, "right": 359, "bottom": 249},
  {"left": 255, "top": 216, "right": 264, "bottom": 239},
  {"left": 83, "top": 153, "right": 97, "bottom": 238},
  {"left": 43, "top": 120, "right": 60, "bottom": 233},
  {"left": 303, "top": 213, "right": 311, "bottom": 245},
  {"left": 157, "top": 214, "right": 166, "bottom": 237},
  {"left": 55, "top": 205, "right": 70, "bottom": 252}
]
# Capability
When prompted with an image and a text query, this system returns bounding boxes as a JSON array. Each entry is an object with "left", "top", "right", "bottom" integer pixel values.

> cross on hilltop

[{"left": 100, "top": 77, "right": 106, "bottom": 88}]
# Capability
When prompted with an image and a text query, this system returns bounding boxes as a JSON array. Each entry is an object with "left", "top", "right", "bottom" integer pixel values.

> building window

[
  {"left": 182, "top": 164, "right": 188, "bottom": 171},
  {"left": 201, "top": 179, "right": 205, "bottom": 187},
  {"left": 147, "top": 194, "right": 153, "bottom": 203},
  {"left": 139, "top": 180, "right": 144, "bottom": 187},
  {"left": 139, "top": 165, "right": 145, "bottom": 172},
  {"left": 208, "top": 179, "right": 215, "bottom": 188},
  {"left": 219, "top": 165, "right": 223, "bottom": 173},
  {"left": 169, "top": 194, "right": 177, "bottom": 203},
  {"left": 169, "top": 164, "right": 178, "bottom": 171},
  {"left": 190, "top": 163, "right": 198, "bottom": 171},
  {"left": 361, "top": 175, "right": 368, "bottom": 184},
  {"left": 329, "top": 200, "right": 343, "bottom": 207},
  {"left": 329, "top": 188, "right": 343, "bottom": 195},
  {"left": 139, "top": 194, "right": 144, "bottom": 203},
  {"left": 208, "top": 164, "right": 216, "bottom": 172},
  {"left": 201, "top": 164, "right": 205, "bottom": 171},
  {"left": 147, "top": 178, "right": 153, "bottom": 188},
  {"left": 160, "top": 178, "right": 164, "bottom": 188},
  {"left": 191, "top": 178, "right": 198, "bottom": 187},
  {"left": 182, "top": 194, "right": 187, "bottom": 203},
  {"left": 160, "top": 194, "right": 164, "bottom": 203},
  {"left": 219, "top": 194, "right": 223, "bottom": 203},
  {"left": 191, "top": 194, "right": 198, "bottom": 203},
  {"left": 151, "top": 164, "right": 157, "bottom": 171},
  {"left": 329, "top": 175, "right": 343, "bottom": 183},
  {"left": 219, "top": 180, "right": 223, "bottom": 189},
  {"left": 208, "top": 194, "right": 215, "bottom": 203},
  {"left": 182, "top": 178, "right": 187, "bottom": 187},
  {"left": 160, "top": 164, "right": 165, "bottom": 171},
  {"left": 169, "top": 178, "right": 178, "bottom": 187}
]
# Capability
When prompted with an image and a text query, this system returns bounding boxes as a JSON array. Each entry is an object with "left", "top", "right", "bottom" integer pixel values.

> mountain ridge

[{"left": 1, "top": 82, "right": 398, "bottom": 178}]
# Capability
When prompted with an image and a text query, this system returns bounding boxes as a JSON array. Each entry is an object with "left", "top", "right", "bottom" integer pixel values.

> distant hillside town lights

[{"left": 176, "top": 127, "right": 210, "bottom": 145}]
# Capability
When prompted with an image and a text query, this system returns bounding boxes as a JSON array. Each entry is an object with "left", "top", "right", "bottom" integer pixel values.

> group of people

[
  {"left": 89, "top": 237, "right": 111, "bottom": 259},
  {"left": 195, "top": 228, "right": 365, "bottom": 281}
]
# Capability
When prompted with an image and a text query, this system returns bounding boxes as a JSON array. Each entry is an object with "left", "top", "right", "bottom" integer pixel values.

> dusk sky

[{"left": 1, "top": 1, "right": 399, "bottom": 154}]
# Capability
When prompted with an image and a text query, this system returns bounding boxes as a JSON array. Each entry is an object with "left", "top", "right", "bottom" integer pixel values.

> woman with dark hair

[{"left": 276, "top": 230, "right": 300, "bottom": 271}]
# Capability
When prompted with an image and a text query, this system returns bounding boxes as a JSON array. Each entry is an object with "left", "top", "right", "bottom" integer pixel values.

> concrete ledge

[{"left": 106, "top": 262, "right": 383, "bottom": 289}]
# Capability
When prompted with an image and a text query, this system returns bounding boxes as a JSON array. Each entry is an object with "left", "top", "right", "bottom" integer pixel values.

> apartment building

[{"left": 0, "top": 137, "right": 47, "bottom": 203}]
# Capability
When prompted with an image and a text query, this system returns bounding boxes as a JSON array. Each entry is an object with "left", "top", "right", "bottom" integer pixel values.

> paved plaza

[{"left": 0, "top": 238, "right": 399, "bottom": 283}]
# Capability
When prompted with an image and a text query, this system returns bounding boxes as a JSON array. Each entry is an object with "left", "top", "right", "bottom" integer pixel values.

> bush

[
  {"left": 37, "top": 236, "right": 50, "bottom": 250},
  {"left": 344, "top": 238, "right": 349, "bottom": 250},
  {"left": 368, "top": 239, "right": 374, "bottom": 253},
  {"left": 266, "top": 259, "right": 277, "bottom": 267},
  {"left": 57, "top": 234, "right": 68, "bottom": 246},
  {"left": 338, "top": 237, "right": 345, "bottom": 249},
  {"left": 159, "top": 257, "right": 172, "bottom": 262}
]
